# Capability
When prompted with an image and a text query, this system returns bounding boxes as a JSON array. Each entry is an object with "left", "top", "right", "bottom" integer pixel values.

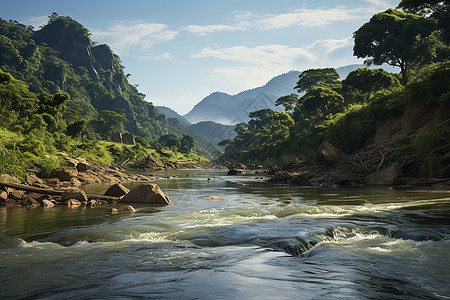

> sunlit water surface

[{"left": 1, "top": 169, "right": 449, "bottom": 299}]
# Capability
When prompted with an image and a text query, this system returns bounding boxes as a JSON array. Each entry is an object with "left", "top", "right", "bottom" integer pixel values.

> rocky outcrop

[
  {"left": 365, "top": 163, "right": 403, "bottom": 185},
  {"left": 55, "top": 167, "right": 78, "bottom": 181},
  {"left": 122, "top": 184, "right": 172, "bottom": 205},
  {"left": 227, "top": 168, "right": 243, "bottom": 175}
]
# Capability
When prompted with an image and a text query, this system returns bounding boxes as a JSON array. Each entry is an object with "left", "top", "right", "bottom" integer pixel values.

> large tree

[
  {"left": 353, "top": 9, "right": 436, "bottom": 85},
  {"left": 342, "top": 68, "right": 400, "bottom": 102},
  {"left": 294, "top": 68, "right": 339, "bottom": 93}
]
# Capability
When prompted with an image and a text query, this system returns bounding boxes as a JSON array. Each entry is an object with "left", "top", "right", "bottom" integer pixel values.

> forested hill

[{"left": 0, "top": 15, "right": 217, "bottom": 152}]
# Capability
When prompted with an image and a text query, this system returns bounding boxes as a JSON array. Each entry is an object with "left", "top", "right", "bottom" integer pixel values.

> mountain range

[{"left": 183, "top": 65, "right": 366, "bottom": 124}]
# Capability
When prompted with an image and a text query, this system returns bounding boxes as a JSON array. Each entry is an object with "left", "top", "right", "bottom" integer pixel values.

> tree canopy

[
  {"left": 342, "top": 68, "right": 400, "bottom": 102},
  {"left": 294, "top": 68, "right": 340, "bottom": 93},
  {"left": 353, "top": 9, "right": 436, "bottom": 85}
]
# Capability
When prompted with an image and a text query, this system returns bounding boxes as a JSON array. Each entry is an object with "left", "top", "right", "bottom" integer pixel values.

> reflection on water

[{"left": 0, "top": 169, "right": 449, "bottom": 299}]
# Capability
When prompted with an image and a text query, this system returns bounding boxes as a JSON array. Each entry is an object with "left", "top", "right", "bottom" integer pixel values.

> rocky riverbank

[
  {"left": 266, "top": 101, "right": 450, "bottom": 190},
  {"left": 0, "top": 153, "right": 185, "bottom": 208}
]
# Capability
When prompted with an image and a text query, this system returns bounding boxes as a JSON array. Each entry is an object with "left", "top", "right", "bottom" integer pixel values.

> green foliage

[
  {"left": 412, "top": 128, "right": 442, "bottom": 157},
  {"left": 353, "top": 9, "right": 437, "bottom": 84},
  {"left": 35, "top": 155, "right": 64, "bottom": 178},
  {"left": 294, "top": 68, "right": 340, "bottom": 93},
  {"left": 342, "top": 68, "right": 400, "bottom": 102},
  {"left": 275, "top": 93, "right": 300, "bottom": 113},
  {"left": 0, "top": 143, "right": 30, "bottom": 180}
]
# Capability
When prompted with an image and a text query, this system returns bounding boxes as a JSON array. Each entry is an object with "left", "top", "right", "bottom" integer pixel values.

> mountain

[
  {"left": 0, "top": 16, "right": 221, "bottom": 155},
  {"left": 183, "top": 65, "right": 366, "bottom": 124},
  {"left": 189, "top": 121, "right": 236, "bottom": 141},
  {"left": 156, "top": 106, "right": 191, "bottom": 126}
]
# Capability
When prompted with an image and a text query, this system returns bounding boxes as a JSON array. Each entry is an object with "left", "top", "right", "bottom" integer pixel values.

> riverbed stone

[
  {"left": 61, "top": 188, "right": 88, "bottom": 202},
  {"left": 104, "top": 183, "right": 130, "bottom": 197},
  {"left": 121, "top": 184, "right": 171, "bottom": 205},
  {"left": 365, "top": 163, "right": 403, "bottom": 185},
  {"left": 87, "top": 199, "right": 97, "bottom": 208},
  {"left": 0, "top": 191, "right": 7, "bottom": 201}
]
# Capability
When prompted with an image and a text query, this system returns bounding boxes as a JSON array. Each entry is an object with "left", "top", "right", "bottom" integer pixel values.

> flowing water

[{"left": 1, "top": 169, "right": 449, "bottom": 299}]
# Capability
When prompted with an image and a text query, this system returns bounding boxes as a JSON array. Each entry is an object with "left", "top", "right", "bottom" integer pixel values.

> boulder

[
  {"left": 365, "top": 163, "right": 403, "bottom": 186},
  {"left": 121, "top": 184, "right": 171, "bottom": 205},
  {"left": 122, "top": 133, "right": 135, "bottom": 145},
  {"left": 0, "top": 173, "right": 22, "bottom": 184},
  {"left": 104, "top": 183, "right": 130, "bottom": 197},
  {"left": 61, "top": 188, "right": 88, "bottom": 202},
  {"left": 76, "top": 159, "right": 89, "bottom": 172},
  {"left": 0, "top": 191, "right": 7, "bottom": 201},
  {"left": 373, "top": 117, "right": 401, "bottom": 145},
  {"left": 316, "top": 140, "right": 349, "bottom": 166},
  {"left": 55, "top": 166, "right": 78, "bottom": 181},
  {"left": 87, "top": 199, "right": 97, "bottom": 208},
  {"left": 111, "top": 208, "right": 119, "bottom": 214},
  {"left": 64, "top": 199, "right": 81, "bottom": 207},
  {"left": 25, "top": 173, "right": 44, "bottom": 186}
]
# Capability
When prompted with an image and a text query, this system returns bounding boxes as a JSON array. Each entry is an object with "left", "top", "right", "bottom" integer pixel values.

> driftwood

[{"left": 0, "top": 181, "right": 120, "bottom": 202}]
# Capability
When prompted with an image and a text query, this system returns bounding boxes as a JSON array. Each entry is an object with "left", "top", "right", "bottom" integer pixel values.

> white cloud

[
  {"left": 191, "top": 37, "right": 360, "bottom": 93},
  {"left": 140, "top": 52, "right": 172, "bottom": 61},
  {"left": 183, "top": 24, "right": 245, "bottom": 36},
  {"left": 91, "top": 22, "right": 178, "bottom": 54},
  {"left": 259, "top": 7, "right": 366, "bottom": 30}
]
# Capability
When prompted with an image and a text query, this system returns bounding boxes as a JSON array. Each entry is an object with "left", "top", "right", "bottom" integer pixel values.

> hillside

[
  {"left": 0, "top": 16, "right": 218, "bottom": 155},
  {"left": 184, "top": 66, "right": 366, "bottom": 124},
  {"left": 156, "top": 106, "right": 191, "bottom": 126}
]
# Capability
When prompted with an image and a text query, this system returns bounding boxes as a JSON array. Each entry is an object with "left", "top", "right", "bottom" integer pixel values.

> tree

[
  {"left": 275, "top": 93, "right": 300, "bottom": 113},
  {"left": 398, "top": 0, "right": 450, "bottom": 44},
  {"left": 180, "top": 135, "right": 195, "bottom": 153},
  {"left": 296, "top": 86, "right": 344, "bottom": 124},
  {"left": 92, "top": 110, "right": 128, "bottom": 139},
  {"left": 342, "top": 68, "right": 400, "bottom": 102},
  {"left": 66, "top": 119, "right": 86, "bottom": 139},
  {"left": 294, "top": 68, "right": 340, "bottom": 93},
  {"left": 158, "top": 134, "right": 181, "bottom": 150},
  {"left": 353, "top": 9, "right": 436, "bottom": 85}
]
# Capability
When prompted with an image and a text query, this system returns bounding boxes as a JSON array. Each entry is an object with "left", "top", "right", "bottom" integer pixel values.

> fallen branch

[{"left": 375, "top": 150, "right": 385, "bottom": 173}]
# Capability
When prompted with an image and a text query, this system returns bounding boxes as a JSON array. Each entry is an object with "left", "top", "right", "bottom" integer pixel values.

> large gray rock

[
  {"left": 121, "top": 184, "right": 171, "bottom": 205},
  {"left": 365, "top": 163, "right": 403, "bottom": 186},
  {"left": 316, "top": 141, "right": 348, "bottom": 166},
  {"left": 104, "top": 183, "right": 130, "bottom": 197},
  {"left": 112, "top": 131, "right": 122, "bottom": 143}
]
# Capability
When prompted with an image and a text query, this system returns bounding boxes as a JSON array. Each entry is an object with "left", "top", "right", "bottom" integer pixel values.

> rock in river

[{"left": 121, "top": 184, "right": 171, "bottom": 205}]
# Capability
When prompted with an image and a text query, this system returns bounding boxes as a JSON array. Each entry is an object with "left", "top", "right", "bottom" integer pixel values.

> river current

[{"left": 0, "top": 169, "right": 449, "bottom": 299}]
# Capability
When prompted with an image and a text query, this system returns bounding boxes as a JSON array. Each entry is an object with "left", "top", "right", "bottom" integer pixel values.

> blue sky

[{"left": 1, "top": 0, "right": 399, "bottom": 114}]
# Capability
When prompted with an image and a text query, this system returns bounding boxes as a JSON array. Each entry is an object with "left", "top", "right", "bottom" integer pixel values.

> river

[{"left": 0, "top": 169, "right": 449, "bottom": 299}]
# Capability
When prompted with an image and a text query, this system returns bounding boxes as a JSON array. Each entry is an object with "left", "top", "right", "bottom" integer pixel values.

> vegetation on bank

[
  {"left": 0, "top": 68, "right": 208, "bottom": 180},
  {"left": 220, "top": 1, "right": 449, "bottom": 165}
]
